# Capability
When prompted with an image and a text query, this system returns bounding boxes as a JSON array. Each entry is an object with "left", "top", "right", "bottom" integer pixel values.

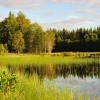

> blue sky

[{"left": 0, "top": 0, "right": 100, "bottom": 30}]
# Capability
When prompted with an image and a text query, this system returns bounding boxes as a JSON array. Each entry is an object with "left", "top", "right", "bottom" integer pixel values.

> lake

[{"left": 7, "top": 62, "right": 100, "bottom": 99}]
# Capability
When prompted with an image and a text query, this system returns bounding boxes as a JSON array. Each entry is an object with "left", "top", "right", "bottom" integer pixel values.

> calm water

[{"left": 7, "top": 63, "right": 100, "bottom": 98}]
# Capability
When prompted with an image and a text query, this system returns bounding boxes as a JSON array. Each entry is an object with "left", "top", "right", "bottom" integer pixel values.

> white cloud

[
  {"left": 0, "top": 0, "right": 99, "bottom": 10},
  {"left": 0, "top": 0, "right": 99, "bottom": 30},
  {"left": 52, "top": 0, "right": 99, "bottom": 4},
  {"left": 0, "top": 0, "right": 48, "bottom": 9},
  {"left": 41, "top": 16, "right": 97, "bottom": 30},
  {"left": 1, "top": 0, "right": 99, "bottom": 9},
  {"left": 65, "top": 17, "right": 94, "bottom": 24},
  {"left": 77, "top": 7, "right": 100, "bottom": 20}
]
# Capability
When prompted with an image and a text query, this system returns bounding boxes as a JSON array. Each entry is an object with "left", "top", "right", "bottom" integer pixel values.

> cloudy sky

[{"left": 0, "top": 0, "right": 100, "bottom": 30}]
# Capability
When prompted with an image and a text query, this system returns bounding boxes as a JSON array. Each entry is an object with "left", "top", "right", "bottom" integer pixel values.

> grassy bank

[
  {"left": 0, "top": 68, "right": 92, "bottom": 100},
  {"left": 0, "top": 53, "right": 99, "bottom": 100},
  {"left": 0, "top": 53, "right": 100, "bottom": 66}
]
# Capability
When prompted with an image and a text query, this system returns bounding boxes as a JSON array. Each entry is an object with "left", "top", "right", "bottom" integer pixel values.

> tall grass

[
  {"left": 0, "top": 53, "right": 99, "bottom": 100},
  {"left": 0, "top": 68, "right": 92, "bottom": 100}
]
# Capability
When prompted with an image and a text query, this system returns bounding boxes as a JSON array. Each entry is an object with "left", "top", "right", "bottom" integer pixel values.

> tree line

[
  {"left": 0, "top": 11, "right": 100, "bottom": 54},
  {"left": 53, "top": 27, "right": 100, "bottom": 52},
  {"left": 0, "top": 11, "right": 55, "bottom": 54}
]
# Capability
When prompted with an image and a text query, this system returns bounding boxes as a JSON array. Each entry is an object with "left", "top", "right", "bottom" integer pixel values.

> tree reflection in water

[{"left": 7, "top": 62, "right": 100, "bottom": 80}]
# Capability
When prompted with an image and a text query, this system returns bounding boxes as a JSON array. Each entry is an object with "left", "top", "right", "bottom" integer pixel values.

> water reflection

[
  {"left": 7, "top": 63, "right": 100, "bottom": 80},
  {"left": 7, "top": 63, "right": 100, "bottom": 98}
]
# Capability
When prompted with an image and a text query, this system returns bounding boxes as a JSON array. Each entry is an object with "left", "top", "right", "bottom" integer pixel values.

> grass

[
  {"left": 0, "top": 53, "right": 100, "bottom": 66},
  {"left": 0, "top": 52, "right": 99, "bottom": 100},
  {"left": 0, "top": 67, "right": 93, "bottom": 100}
]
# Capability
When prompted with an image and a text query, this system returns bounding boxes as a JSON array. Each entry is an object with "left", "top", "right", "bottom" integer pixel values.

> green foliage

[
  {"left": 24, "top": 25, "right": 34, "bottom": 52},
  {"left": 12, "top": 31, "right": 25, "bottom": 53},
  {"left": 0, "top": 69, "right": 93, "bottom": 100},
  {"left": 0, "top": 44, "right": 7, "bottom": 54},
  {"left": 6, "top": 12, "right": 18, "bottom": 33},
  {"left": 0, "top": 71, "right": 17, "bottom": 94},
  {"left": 16, "top": 11, "right": 31, "bottom": 33},
  {"left": 44, "top": 30, "right": 55, "bottom": 53},
  {"left": 0, "top": 11, "right": 100, "bottom": 53},
  {"left": 32, "top": 23, "right": 43, "bottom": 53},
  {"left": 84, "top": 33, "right": 98, "bottom": 42}
]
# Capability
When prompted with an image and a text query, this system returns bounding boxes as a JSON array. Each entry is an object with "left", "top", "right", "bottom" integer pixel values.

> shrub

[{"left": 0, "top": 71, "right": 17, "bottom": 94}]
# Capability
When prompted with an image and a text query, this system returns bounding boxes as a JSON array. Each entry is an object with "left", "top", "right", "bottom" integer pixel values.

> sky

[{"left": 0, "top": 0, "right": 100, "bottom": 30}]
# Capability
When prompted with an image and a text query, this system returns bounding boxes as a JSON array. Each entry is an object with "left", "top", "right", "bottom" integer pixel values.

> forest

[{"left": 0, "top": 11, "right": 100, "bottom": 54}]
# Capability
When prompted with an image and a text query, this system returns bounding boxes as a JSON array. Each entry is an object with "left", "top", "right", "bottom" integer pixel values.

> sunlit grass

[
  {"left": 0, "top": 67, "right": 92, "bottom": 100},
  {"left": 0, "top": 53, "right": 100, "bottom": 66},
  {"left": 0, "top": 53, "right": 99, "bottom": 100}
]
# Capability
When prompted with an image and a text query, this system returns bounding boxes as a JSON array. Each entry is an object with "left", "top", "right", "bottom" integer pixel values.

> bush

[{"left": 0, "top": 71, "right": 17, "bottom": 94}]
